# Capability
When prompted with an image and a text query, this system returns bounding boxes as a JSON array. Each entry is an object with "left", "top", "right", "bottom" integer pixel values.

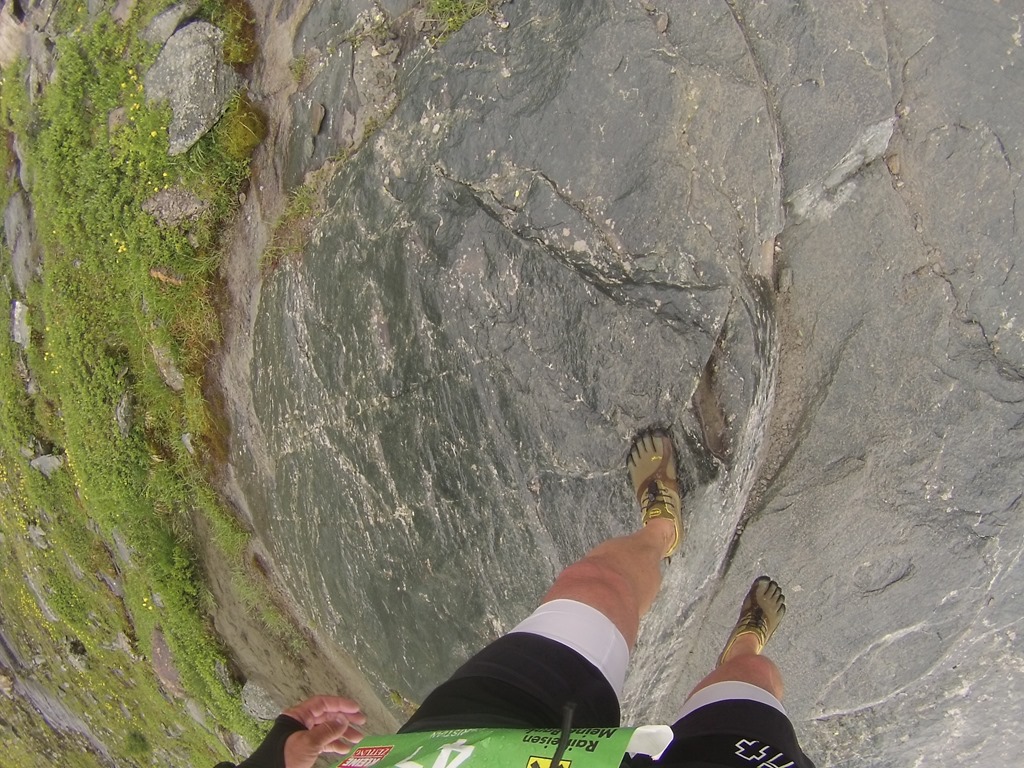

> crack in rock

[{"left": 435, "top": 162, "right": 732, "bottom": 339}]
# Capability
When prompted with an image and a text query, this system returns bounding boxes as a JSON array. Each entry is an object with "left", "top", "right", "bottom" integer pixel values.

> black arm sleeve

[{"left": 215, "top": 714, "right": 308, "bottom": 768}]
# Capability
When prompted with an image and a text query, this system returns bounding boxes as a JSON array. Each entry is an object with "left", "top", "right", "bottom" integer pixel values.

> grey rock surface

[
  {"left": 184, "top": 697, "right": 207, "bottom": 725},
  {"left": 29, "top": 454, "right": 62, "bottom": 478},
  {"left": 97, "top": 571, "right": 123, "bottom": 598},
  {"left": 243, "top": 0, "right": 777, "bottom": 699},
  {"left": 10, "top": 300, "right": 30, "bottom": 348},
  {"left": 5, "top": 190, "right": 42, "bottom": 294},
  {"left": 144, "top": 21, "right": 241, "bottom": 155},
  {"left": 141, "top": 186, "right": 210, "bottom": 226},
  {"left": 282, "top": 1, "right": 404, "bottom": 188},
  {"left": 0, "top": 7, "right": 25, "bottom": 69},
  {"left": 24, "top": 568, "right": 58, "bottom": 621},
  {"left": 642, "top": 2, "right": 1024, "bottom": 764},
  {"left": 241, "top": 679, "right": 281, "bottom": 720},
  {"left": 24, "top": 11, "right": 56, "bottom": 98},
  {"left": 12, "top": 134, "right": 31, "bottom": 193},
  {"left": 222, "top": 731, "right": 253, "bottom": 760},
  {"left": 26, "top": 523, "right": 48, "bottom": 550},
  {"left": 151, "top": 343, "right": 186, "bottom": 392},
  {"left": 110, "top": 529, "right": 133, "bottom": 566},
  {"left": 140, "top": 0, "right": 199, "bottom": 46},
  {"left": 0, "top": 625, "right": 114, "bottom": 762},
  {"left": 225, "top": 0, "right": 1024, "bottom": 765},
  {"left": 151, "top": 628, "right": 186, "bottom": 698},
  {"left": 115, "top": 392, "right": 132, "bottom": 438},
  {"left": 703, "top": 3, "right": 1023, "bottom": 766},
  {"left": 105, "top": 631, "right": 133, "bottom": 657}
]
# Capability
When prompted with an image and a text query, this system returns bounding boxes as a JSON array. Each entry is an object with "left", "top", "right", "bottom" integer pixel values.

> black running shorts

[{"left": 399, "top": 633, "right": 815, "bottom": 768}]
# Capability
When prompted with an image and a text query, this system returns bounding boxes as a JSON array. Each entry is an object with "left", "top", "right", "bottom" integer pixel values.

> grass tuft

[
  {"left": 426, "top": 0, "right": 492, "bottom": 37},
  {"left": 125, "top": 730, "right": 152, "bottom": 757},
  {"left": 289, "top": 54, "right": 311, "bottom": 84},
  {"left": 260, "top": 181, "right": 321, "bottom": 272},
  {"left": 201, "top": 0, "right": 259, "bottom": 65},
  {"left": 215, "top": 92, "right": 267, "bottom": 161}
]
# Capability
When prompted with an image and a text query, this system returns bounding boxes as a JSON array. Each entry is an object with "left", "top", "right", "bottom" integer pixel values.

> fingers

[
  {"left": 284, "top": 719, "right": 365, "bottom": 768},
  {"left": 281, "top": 695, "right": 367, "bottom": 768},
  {"left": 306, "top": 719, "right": 364, "bottom": 752},
  {"left": 283, "top": 695, "right": 367, "bottom": 729}
]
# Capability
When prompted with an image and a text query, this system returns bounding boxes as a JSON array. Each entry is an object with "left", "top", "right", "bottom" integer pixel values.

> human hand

[{"left": 282, "top": 695, "right": 366, "bottom": 768}]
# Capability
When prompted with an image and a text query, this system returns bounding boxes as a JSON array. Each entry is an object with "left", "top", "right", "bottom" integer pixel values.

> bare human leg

[
  {"left": 687, "top": 576, "right": 788, "bottom": 701},
  {"left": 539, "top": 517, "right": 675, "bottom": 650},
  {"left": 527, "top": 427, "right": 788, "bottom": 707},
  {"left": 537, "top": 429, "right": 683, "bottom": 650},
  {"left": 536, "top": 430, "right": 679, "bottom": 651}
]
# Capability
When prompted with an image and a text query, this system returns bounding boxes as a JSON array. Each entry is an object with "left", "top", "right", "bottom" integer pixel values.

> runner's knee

[
  {"left": 542, "top": 557, "right": 639, "bottom": 644},
  {"left": 717, "top": 653, "right": 783, "bottom": 698}
]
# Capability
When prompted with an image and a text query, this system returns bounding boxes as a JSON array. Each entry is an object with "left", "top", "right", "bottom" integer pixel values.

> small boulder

[
  {"left": 13, "top": 355, "right": 37, "bottom": 396},
  {"left": 29, "top": 454, "right": 63, "bottom": 478},
  {"left": 10, "top": 300, "right": 30, "bottom": 349},
  {"left": 108, "top": 631, "right": 133, "bottom": 655},
  {"left": 151, "top": 344, "right": 185, "bottom": 392},
  {"left": 214, "top": 659, "right": 234, "bottom": 689},
  {"left": 26, "top": 26, "right": 55, "bottom": 98},
  {"left": 12, "top": 134, "right": 31, "bottom": 197},
  {"left": 27, "top": 523, "right": 48, "bottom": 549},
  {"left": 111, "top": 529, "right": 133, "bottom": 566},
  {"left": 142, "top": 186, "right": 210, "bottom": 226},
  {"left": 241, "top": 680, "right": 281, "bottom": 720},
  {"left": 144, "top": 22, "right": 242, "bottom": 155},
  {"left": 115, "top": 392, "right": 132, "bottom": 438},
  {"left": 222, "top": 731, "right": 253, "bottom": 760},
  {"left": 141, "top": 1, "right": 200, "bottom": 46},
  {"left": 98, "top": 571, "right": 124, "bottom": 597}
]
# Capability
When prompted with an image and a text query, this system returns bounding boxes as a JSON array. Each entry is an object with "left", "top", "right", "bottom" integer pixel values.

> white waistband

[{"left": 509, "top": 598, "right": 630, "bottom": 697}]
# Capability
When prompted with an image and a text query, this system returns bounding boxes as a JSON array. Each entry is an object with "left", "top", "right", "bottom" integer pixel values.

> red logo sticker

[{"left": 342, "top": 745, "right": 395, "bottom": 768}]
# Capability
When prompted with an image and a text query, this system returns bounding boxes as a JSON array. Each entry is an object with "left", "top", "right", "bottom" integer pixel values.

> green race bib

[{"left": 337, "top": 726, "right": 673, "bottom": 768}]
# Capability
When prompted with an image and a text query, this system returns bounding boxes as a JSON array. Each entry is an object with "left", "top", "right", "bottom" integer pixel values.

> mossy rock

[{"left": 215, "top": 95, "right": 266, "bottom": 161}]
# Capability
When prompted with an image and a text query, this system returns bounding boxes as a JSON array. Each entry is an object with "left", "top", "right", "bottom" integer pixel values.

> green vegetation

[
  {"left": 200, "top": 0, "right": 258, "bottom": 65},
  {"left": 289, "top": 54, "right": 311, "bottom": 85},
  {"left": 0, "top": 58, "right": 31, "bottom": 140},
  {"left": 125, "top": 730, "right": 153, "bottom": 758},
  {"left": 0, "top": 1, "right": 291, "bottom": 765},
  {"left": 217, "top": 93, "right": 268, "bottom": 161},
  {"left": 426, "top": 0, "right": 492, "bottom": 38},
  {"left": 261, "top": 181, "right": 321, "bottom": 273}
]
